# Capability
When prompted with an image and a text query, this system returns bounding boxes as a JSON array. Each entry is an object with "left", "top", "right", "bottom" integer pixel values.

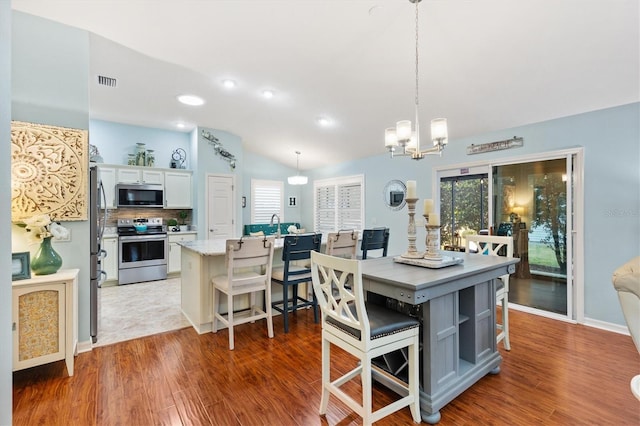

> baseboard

[
  {"left": 77, "top": 339, "right": 93, "bottom": 353},
  {"left": 510, "top": 303, "right": 631, "bottom": 336},
  {"left": 583, "top": 317, "right": 631, "bottom": 335}
]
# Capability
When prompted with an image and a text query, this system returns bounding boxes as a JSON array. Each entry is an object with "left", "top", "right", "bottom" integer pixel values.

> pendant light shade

[{"left": 288, "top": 151, "right": 308, "bottom": 185}]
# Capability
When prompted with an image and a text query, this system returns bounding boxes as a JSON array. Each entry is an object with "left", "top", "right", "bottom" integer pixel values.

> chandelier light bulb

[
  {"left": 385, "top": 128, "right": 398, "bottom": 148},
  {"left": 431, "top": 118, "right": 448, "bottom": 145},
  {"left": 396, "top": 120, "right": 412, "bottom": 143}
]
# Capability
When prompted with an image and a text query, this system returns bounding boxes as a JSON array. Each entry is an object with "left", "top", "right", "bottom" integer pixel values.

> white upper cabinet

[
  {"left": 98, "top": 166, "right": 117, "bottom": 209},
  {"left": 165, "top": 171, "right": 192, "bottom": 208},
  {"left": 117, "top": 168, "right": 164, "bottom": 184}
]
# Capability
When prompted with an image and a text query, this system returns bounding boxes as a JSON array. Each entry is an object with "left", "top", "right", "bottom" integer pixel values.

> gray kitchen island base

[{"left": 362, "top": 254, "right": 518, "bottom": 424}]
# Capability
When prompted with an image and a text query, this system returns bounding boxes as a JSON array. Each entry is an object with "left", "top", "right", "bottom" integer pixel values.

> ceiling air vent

[{"left": 97, "top": 75, "right": 117, "bottom": 88}]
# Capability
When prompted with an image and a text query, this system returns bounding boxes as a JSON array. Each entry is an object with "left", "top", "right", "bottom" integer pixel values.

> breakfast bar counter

[{"left": 179, "top": 237, "right": 289, "bottom": 333}]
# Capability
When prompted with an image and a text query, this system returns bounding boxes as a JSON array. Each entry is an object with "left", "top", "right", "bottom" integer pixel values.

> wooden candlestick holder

[
  {"left": 401, "top": 198, "right": 424, "bottom": 259},
  {"left": 424, "top": 214, "right": 442, "bottom": 261}
]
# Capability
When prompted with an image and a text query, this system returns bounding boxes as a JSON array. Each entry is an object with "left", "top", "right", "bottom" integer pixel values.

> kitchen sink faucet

[{"left": 270, "top": 214, "right": 281, "bottom": 238}]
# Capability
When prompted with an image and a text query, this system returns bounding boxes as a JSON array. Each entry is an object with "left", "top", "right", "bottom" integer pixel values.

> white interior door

[{"left": 207, "top": 174, "right": 235, "bottom": 239}]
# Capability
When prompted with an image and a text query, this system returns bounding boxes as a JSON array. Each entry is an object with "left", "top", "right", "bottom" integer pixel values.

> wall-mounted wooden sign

[{"left": 467, "top": 136, "right": 523, "bottom": 155}]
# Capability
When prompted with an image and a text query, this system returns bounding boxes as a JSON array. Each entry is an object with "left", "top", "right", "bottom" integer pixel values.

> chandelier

[
  {"left": 385, "top": 0, "right": 448, "bottom": 160},
  {"left": 287, "top": 151, "right": 308, "bottom": 185}
]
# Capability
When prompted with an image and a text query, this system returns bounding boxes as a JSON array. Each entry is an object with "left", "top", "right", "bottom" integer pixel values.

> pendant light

[
  {"left": 384, "top": 0, "right": 449, "bottom": 160},
  {"left": 287, "top": 151, "right": 308, "bottom": 185}
]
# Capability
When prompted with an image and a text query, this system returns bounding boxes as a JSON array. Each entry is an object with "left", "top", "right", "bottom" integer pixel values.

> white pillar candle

[
  {"left": 423, "top": 199, "right": 433, "bottom": 214},
  {"left": 406, "top": 180, "right": 416, "bottom": 198},
  {"left": 429, "top": 212, "right": 440, "bottom": 226}
]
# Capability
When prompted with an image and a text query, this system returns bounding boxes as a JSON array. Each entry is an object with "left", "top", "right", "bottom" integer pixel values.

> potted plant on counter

[
  {"left": 178, "top": 211, "right": 189, "bottom": 232},
  {"left": 167, "top": 218, "right": 178, "bottom": 232}
]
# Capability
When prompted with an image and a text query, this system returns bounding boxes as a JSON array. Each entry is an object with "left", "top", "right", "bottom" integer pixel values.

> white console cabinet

[{"left": 12, "top": 269, "right": 79, "bottom": 376}]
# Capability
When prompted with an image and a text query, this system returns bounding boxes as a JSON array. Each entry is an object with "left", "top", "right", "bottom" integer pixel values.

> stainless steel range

[{"left": 117, "top": 218, "right": 168, "bottom": 285}]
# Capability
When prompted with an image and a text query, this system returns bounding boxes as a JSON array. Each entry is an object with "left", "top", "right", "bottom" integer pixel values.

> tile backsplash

[{"left": 103, "top": 208, "right": 191, "bottom": 227}]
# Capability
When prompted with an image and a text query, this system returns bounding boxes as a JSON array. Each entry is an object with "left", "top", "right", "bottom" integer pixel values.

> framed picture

[{"left": 12, "top": 252, "right": 31, "bottom": 281}]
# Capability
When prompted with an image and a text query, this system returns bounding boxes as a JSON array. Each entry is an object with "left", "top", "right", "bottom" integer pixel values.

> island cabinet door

[{"left": 421, "top": 292, "right": 459, "bottom": 394}]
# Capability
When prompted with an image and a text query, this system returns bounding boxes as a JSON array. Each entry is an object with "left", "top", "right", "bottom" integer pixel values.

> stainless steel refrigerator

[{"left": 89, "top": 165, "right": 107, "bottom": 343}]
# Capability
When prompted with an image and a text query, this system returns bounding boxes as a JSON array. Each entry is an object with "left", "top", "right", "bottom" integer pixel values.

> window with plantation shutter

[
  {"left": 251, "top": 179, "right": 284, "bottom": 223},
  {"left": 314, "top": 175, "right": 364, "bottom": 234}
]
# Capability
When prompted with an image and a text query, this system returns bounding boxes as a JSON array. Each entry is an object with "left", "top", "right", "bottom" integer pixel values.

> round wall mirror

[{"left": 383, "top": 180, "right": 407, "bottom": 210}]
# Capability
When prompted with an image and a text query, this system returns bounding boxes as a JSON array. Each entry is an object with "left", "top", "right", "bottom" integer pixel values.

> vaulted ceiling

[{"left": 12, "top": 0, "right": 639, "bottom": 170}]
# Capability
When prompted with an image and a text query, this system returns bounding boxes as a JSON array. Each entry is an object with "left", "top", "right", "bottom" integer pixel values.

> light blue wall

[
  {"left": 242, "top": 151, "right": 302, "bottom": 225},
  {"left": 11, "top": 11, "right": 92, "bottom": 343},
  {"left": 304, "top": 103, "right": 640, "bottom": 326},
  {"left": 193, "top": 127, "right": 244, "bottom": 237},
  {"left": 0, "top": 2, "right": 12, "bottom": 423},
  {"left": 89, "top": 119, "right": 190, "bottom": 168}
]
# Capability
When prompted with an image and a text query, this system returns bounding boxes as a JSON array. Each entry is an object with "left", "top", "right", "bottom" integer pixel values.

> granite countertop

[
  {"left": 179, "top": 237, "right": 291, "bottom": 256},
  {"left": 177, "top": 239, "right": 228, "bottom": 256},
  {"left": 178, "top": 234, "right": 336, "bottom": 256}
]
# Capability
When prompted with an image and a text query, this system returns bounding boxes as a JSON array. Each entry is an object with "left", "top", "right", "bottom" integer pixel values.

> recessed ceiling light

[
  {"left": 317, "top": 116, "right": 331, "bottom": 127},
  {"left": 176, "top": 122, "right": 185, "bottom": 129},
  {"left": 223, "top": 79, "right": 236, "bottom": 89},
  {"left": 177, "top": 94, "right": 205, "bottom": 106},
  {"left": 262, "top": 89, "right": 274, "bottom": 99}
]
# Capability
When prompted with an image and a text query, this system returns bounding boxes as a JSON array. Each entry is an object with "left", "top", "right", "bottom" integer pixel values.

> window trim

[
  {"left": 250, "top": 179, "right": 284, "bottom": 224},
  {"left": 313, "top": 174, "right": 364, "bottom": 233}
]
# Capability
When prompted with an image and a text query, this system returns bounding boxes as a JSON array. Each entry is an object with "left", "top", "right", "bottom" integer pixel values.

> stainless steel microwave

[{"left": 116, "top": 183, "right": 164, "bottom": 208}]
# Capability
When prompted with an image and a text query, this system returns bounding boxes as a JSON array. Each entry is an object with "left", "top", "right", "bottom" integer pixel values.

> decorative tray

[{"left": 393, "top": 255, "right": 464, "bottom": 269}]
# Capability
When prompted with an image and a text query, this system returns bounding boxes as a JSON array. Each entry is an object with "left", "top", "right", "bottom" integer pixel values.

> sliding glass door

[
  {"left": 440, "top": 174, "right": 488, "bottom": 247},
  {"left": 493, "top": 159, "right": 570, "bottom": 315},
  {"left": 436, "top": 151, "right": 579, "bottom": 320}
]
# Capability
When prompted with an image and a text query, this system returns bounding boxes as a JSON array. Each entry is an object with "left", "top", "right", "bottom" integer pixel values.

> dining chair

[
  {"left": 310, "top": 251, "right": 421, "bottom": 425},
  {"left": 465, "top": 234, "right": 514, "bottom": 351},
  {"left": 271, "top": 233, "right": 322, "bottom": 333},
  {"left": 360, "top": 228, "right": 390, "bottom": 260},
  {"left": 211, "top": 236, "right": 275, "bottom": 350},
  {"left": 326, "top": 230, "right": 359, "bottom": 259}
]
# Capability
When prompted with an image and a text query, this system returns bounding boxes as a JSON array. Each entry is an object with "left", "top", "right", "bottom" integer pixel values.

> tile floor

[{"left": 95, "top": 277, "right": 190, "bottom": 347}]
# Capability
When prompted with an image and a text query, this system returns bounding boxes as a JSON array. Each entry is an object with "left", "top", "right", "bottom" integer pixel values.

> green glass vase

[{"left": 31, "top": 236, "right": 62, "bottom": 275}]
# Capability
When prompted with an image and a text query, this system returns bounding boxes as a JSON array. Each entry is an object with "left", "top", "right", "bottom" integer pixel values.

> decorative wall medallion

[{"left": 11, "top": 121, "right": 88, "bottom": 221}]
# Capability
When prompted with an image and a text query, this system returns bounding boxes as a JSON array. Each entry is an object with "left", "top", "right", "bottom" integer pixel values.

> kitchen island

[
  {"left": 361, "top": 254, "right": 519, "bottom": 423},
  {"left": 179, "top": 238, "right": 290, "bottom": 334}
]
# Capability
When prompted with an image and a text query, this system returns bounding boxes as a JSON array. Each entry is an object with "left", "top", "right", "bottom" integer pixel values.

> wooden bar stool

[
  {"left": 211, "top": 236, "right": 275, "bottom": 350},
  {"left": 271, "top": 233, "right": 322, "bottom": 333},
  {"left": 310, "top": 251, "right": 421, "bottom": 425}
]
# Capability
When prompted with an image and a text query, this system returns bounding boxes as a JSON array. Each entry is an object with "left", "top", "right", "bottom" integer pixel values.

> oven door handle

[{"left": 119, "top": 234, "right": 167, "bottom": 242}]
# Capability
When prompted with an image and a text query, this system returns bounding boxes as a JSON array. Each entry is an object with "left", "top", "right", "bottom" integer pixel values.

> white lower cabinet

[
  {"left": 12, "top": 269, "right": 79, "bottom": 376},
  {"left": 168, "top": 233, "right": 196, "bottom": 273},
  {"left": 102, "top": 236, "right": 118, "bottom": 282}
]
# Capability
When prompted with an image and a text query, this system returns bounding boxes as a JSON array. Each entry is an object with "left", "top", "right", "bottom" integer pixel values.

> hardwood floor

[
  {"left": 13, "top": 309, "right": 640, "bottom": 425},
  {"left": 510, "top": 275, "right": 567, "bottom": 315}
]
